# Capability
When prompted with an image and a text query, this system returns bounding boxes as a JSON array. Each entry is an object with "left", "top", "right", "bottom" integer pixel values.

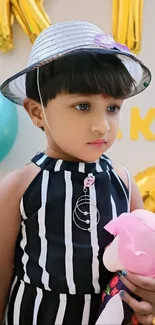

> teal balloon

[{"left": 0, "top": 92, "right": 18, "bottom": 162}]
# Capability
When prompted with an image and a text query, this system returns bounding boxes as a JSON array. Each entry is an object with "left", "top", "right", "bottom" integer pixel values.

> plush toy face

[{"left": 104, "top": 209, "right": 155, "bottom": 276}]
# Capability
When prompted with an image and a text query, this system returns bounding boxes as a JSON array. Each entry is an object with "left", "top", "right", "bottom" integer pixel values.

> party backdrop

[{"left": 0, "top": 0, "right": 154, "bottom": 210}]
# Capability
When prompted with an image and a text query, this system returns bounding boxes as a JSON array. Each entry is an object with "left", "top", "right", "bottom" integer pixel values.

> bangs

[{"left": 26, "top": 51, "right": 135, "bottom": 106}]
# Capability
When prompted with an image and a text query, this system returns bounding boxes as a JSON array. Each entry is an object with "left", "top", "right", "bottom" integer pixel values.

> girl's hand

[{"left": 118, "top": 271, "right": 155, "bottom": 325}]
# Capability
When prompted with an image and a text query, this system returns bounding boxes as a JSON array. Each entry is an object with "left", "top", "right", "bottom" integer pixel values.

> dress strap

[
  {"left": 31, "top": 152, "right": 48, "bottom": 169},
  {"left": 31, "top": 152, "right": 113, "bottom": 173},
  {"left": 121, "top": 167, "right": 131, "bottom": 212}
]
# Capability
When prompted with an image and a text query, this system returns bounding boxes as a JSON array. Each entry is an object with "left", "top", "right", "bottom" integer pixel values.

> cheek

[
  {"left": 110, "top": 114, "right": 120, "bottom": 128},
  {"left": 47, "top": 112, "right": 84, "bottom": 140},
  {"left": 49, "top": 111, "right": 85, "bottom": 130},
  {"left": 108, "top": 116, "right": 120, "bottom": 138}
]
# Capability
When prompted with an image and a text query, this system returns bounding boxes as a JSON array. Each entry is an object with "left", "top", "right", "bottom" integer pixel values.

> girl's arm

[
  {"left": 130, "top": 177, "right": 143, "bottom": 211},
  {"left": 0, "top": 163, "right": 40, "bottom": 324},
  {"left": 0, "top": 171, "right": 21, "bottom": 323}
]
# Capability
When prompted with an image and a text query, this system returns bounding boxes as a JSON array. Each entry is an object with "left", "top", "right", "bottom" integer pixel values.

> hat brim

[{"left": 0, "top": 46, "right": 151, "bottom": 106}]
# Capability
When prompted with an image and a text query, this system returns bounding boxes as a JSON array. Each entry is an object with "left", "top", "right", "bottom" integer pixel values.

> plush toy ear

[
  {"left": 104, "top": 218, "right": 118, "bottom": 236},
  {"left": 104, "top": 212, "right": 132, "bottom": 236}
]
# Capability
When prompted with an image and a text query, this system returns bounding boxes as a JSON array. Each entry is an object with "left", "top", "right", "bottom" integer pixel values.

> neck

[{"left": 45, "top": 145, "right": 85, "bottom": 162}]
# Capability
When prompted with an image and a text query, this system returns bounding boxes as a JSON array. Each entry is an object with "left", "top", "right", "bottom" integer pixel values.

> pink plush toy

[{"left": 96, "top": 209, "right": 155, "bottom": 325}]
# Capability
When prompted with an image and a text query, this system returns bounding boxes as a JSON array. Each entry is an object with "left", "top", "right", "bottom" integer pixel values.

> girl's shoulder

[
  {"left": 0, "top": 162, "right": 40, "bottom": 200},
  {"left": 114, "top": 165, "right": 143, "bottom": 211},
  {"left": 114, "top": 166, "right": 129, "bottom": 189},
  {"left": 0, "top": 164, "right": 42, "bottom": 281}
]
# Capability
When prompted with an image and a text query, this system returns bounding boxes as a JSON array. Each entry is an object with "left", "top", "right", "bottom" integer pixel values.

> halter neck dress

[{"left": 4, "top": 152, "right": 130, "bottom": 325}]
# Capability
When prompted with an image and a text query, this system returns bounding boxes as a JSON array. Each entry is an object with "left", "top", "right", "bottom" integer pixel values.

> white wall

[{"left": 0, "top": 0, "right": 154, "bottom": 179}]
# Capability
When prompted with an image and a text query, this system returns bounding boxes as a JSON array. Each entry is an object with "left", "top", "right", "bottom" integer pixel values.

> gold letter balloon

[
  {"left": 1, "top": 0, "right": 143, "bottom": 53},
  {"left": 135, "top": 168, "right": 155, "bottom": 213},
  {"left": 112, "top": 0, "right": 143, "bottom": 54},
  {"left": 0, "top": 0, "right": 51, "bottom": 52}
]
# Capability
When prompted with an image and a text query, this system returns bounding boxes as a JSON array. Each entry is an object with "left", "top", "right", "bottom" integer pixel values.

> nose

[{"left": 91, "top": 117, "right": 110, "bottom": 135}]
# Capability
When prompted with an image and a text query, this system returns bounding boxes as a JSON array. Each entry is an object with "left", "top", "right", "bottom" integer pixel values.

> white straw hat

[{"left": 1, "top": 20, "right": 151, "bottom": 106}]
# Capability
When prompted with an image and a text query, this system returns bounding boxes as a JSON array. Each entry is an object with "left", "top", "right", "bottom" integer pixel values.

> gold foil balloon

[
  {"left": 135, "top": 167, "right": 155, "bottom": 212},
  {"left": 0, "top": 0, "right": 51, "bottom": 53},
  {"left": 112, "top": 0, "right": 144, "bottom": 54},
  {"left": 0, "top": 0, "right": 14, "bottom": 52}
]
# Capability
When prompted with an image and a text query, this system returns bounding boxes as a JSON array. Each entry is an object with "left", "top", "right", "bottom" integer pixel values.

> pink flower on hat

[
  {"left": 114, "top": 42, "right": 130, "bottom": 53},
  {"left": 94, "top": 33, "right": 114, "bottom": 49},
  {"left": 94, "top": 33, "right": 130, "bottom": 53}
]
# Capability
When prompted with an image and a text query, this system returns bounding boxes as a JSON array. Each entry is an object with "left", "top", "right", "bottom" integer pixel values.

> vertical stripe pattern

[
  {"left": 6, "top": 152, "right": 130, "bottom": 324},
  {"left": 54, "top": 294, "right": 67, "bottom": 325},
  {"left": 4, "top": 276, "right": 18, "bottom": 325},
  {"left": 13, "top": 281, "right": 25, "bottom": 324},
  {"left": 78, "top": 162, "right": 85, "bottom": 173},
  {"left": 106, "top": 170, "right": 117, "bottom": 220},
  {"left": 89, "top": 173, "right": 100, "bottom": 294},
  {"left": 121, "top": 166, "right": 131, "bottom": 212},
  {"left": 38, "top": 170, "right": 50, "bottom": 290},
  {"left": 36, "top": 154, "right": 48, "bottom": 166},
  {"left": 82, "top": 294, "right": 91, "bottom": 325},
  {"left": 20, "top": 198, "right": 30, "bottom": 283},
  {"left": 64, "top": 171, "right": 76, "bottom": 294},
  {"left": 32, "top": 288, "right": 43, "bottom": 325},
  {"left": 4, "top": 278, "right": 94, "bottom": 325},
  {"left": 111, "top": 195, "right": 117, "bottom": 219},
  {"left": 54, "top": 159, "right": 63, "bottom": 172}
]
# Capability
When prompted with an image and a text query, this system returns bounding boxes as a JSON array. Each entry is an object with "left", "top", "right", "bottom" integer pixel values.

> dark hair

[{"left": 26, "top": 51, "right": 135, "bottom": 108}]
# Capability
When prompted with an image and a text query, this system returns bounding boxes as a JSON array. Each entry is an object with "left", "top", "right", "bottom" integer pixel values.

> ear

[{"left": 23, "top": 98, "right": 44, "bottom": 129}]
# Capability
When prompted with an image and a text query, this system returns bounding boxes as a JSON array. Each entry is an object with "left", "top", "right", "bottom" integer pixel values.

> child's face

[{"left": 25, "top": 93, "right": 123, "bottom": 162}]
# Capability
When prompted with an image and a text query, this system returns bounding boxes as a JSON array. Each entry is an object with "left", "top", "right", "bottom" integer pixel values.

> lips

[{"left": 88, "top": 139, "right": 107, "bottom": 145}]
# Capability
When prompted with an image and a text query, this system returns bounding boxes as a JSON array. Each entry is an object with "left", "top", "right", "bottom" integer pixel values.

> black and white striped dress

[{"left": 4, "top": 152, "right": 130, "bottom": 325}]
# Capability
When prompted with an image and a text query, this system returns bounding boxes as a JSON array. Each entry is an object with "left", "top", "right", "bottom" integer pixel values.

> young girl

[{"left": 0, "top": 21, "right": 152, "bottom": 325}]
